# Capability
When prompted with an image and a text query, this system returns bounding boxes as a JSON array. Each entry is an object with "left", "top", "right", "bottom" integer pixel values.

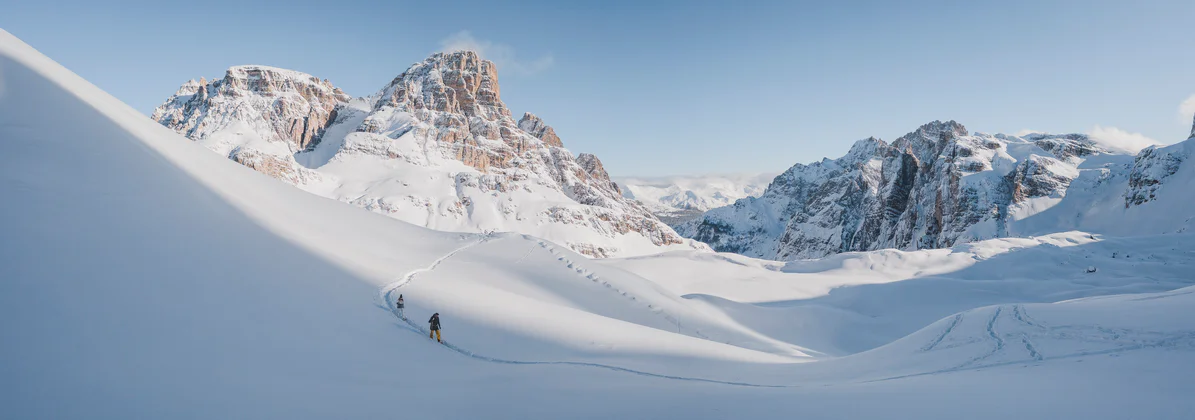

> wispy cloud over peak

[
  {"left": 1085, "top": 125, "right": 1163, "bottom": 154},
  {"left": 439, "top": 31, "right": 554, "bottom": 76}
]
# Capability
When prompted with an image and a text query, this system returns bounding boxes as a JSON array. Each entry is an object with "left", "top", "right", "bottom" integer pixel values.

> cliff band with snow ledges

[
  {"left": 681, "top": 120, "right": 1195, "bottom": 260},
  {"left": 153, "top": 51, "right": 702, "bottom": 258}
]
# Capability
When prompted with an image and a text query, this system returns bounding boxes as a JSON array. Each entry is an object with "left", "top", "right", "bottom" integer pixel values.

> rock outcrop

[
  {"left": 1125, "top": 142, "right": 1188, "bottom": 207},
  {"left": 152, "top": 66, "right": 350, "bottom": 151},
  {"left": 153, "top": 52, "right": 700, "bottom": 258},
  {"left": 518, "top": 113, "right": 563, "bottom": 147},
  {"left": 679, "top": 121, "right": 1117, "bottom": 260}
]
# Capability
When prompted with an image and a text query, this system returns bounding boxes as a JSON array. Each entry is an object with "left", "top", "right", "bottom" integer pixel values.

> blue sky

[{"left": 5, "top": 0, "right": 1195, "bottom": 176}]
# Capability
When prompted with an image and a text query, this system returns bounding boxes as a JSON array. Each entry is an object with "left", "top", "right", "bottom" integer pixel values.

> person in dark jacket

[
  {"left": 428, "top": 313, "right": 442, "bottom": 342},
  {"left": 395, "top": 295, "right": 405, "bottom": 319}
]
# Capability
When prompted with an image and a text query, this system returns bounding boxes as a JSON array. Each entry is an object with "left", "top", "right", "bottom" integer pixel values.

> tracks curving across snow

[
  {"left": 536, "top": 241, "right": 711, "bottom": 340},
  {"left": 884, "top": 304, "right": 1195, "bottom": 383},
  {"left": 377, "top": 240, "right": 1195, "bottom": 388},
  {"left": 921, "top": 313, "right": 964, "bottom": 352},
  {"left": 375, "top": 236, "right": 792, "bottom": 388},
  {"left": 378, "top": 235, "right": 490, "bottom": 309},
  {"left": 386, "top": 300, "right": 792, "bottom": 388},
  {"left": 966, "top": 306, "right": 1007, "bottom": 367}
]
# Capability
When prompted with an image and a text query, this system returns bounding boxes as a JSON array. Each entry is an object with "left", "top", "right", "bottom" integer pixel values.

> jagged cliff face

[
  {"left": 679, "top": 121, "right": 1131, "bottom": 260},
  {"left": 152, "top": 66, "right": 350, "bottom": 151},
  {"left": 1125, "top": 131, "right": 1192, "bottom": 208},
  {"left": 153, "top": 52, "right": 701, "bottom": 258}
]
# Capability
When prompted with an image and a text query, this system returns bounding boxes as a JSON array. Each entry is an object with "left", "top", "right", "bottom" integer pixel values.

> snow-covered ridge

[
  {"left": 152, "top": 51, "right": 703, "bottom": 258},
  {"left": 681, "top": 120, "right": 1195, "bottom": 260}
]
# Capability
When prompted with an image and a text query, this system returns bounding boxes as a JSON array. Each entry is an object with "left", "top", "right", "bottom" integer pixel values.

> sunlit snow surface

[{"left": 1, "top": 30, "right": 1194, "bottom": 419}]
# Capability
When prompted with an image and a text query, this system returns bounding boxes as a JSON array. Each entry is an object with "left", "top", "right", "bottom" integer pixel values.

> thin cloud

[
  {"left": 1085, "top": 125, "right": 1163, "bottom": 154},
  {"left": 439, "top": 31, "right": 554, "bottom": 76},
  {"left": 1014, "top": 129, "right": 1042, "bottom": 137},
  {"left": 1179, "top": 93, "right": 1195, "bottom": 126}
]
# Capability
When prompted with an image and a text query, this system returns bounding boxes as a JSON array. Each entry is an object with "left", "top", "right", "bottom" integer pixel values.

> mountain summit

[
  {"left": 153, "top": 51, "right": 702, "bottom": 257},
  {"left": 680, "top": 120, "right": 1195, "bottom": 260}
]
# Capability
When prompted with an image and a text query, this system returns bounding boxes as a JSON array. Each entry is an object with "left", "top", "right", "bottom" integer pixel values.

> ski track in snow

[
  {"left": 874, "top": 304, "right": 1195, "bottom": 384},
  {"left": 377, "top": 244, "right": 1195, "bottom": 388},
  {"left": 921, "top": 313, "right": 964, "bottom": 352},
  {"left": 387, "top": 305, "right": 792, "bottom": 388},
  {"left": 378, "top": 234, "right": 489, "bottom": 306},
  {"left": 536, "top": 241, "right": 712, "bottom": 340},
  {"left": 379, "top": 239, "right": 789, "bottom": 388}
]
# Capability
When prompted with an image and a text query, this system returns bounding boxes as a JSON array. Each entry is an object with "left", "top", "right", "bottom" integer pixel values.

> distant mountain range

[
  {"left": 151, "top": 52, "right": 1195, "bottom": 263},
  {"left": 678, "top": 120, "right": 1195, "bottom": 260},
  {"left": 615, "top": 173, "right": 776, "bottom": 225}
]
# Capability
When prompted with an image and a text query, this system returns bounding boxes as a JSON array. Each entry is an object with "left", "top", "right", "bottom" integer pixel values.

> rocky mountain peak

[
  {"left": 843, "top": 136, "right": 888, "bottom": 161},
  {"left": 375, "top": 50, "right": 506, "bottom": 121},
  {"left": 576, "top": 153, "right": 619, "bottom": 193},
  {"left": 152, "top": 65, "right": 349, "bottom": 152},
  {"left": 680, "top": 120, "right": 1147, "bottom": 261},
  {"left": 221, "top": 65, "right": 346, "bottom": 100},
  {"left": 518, "top": 112, "right": 563, "bottom": 147},
  {"left": 154, "top": 52, "right": 701, "bottom": 258},
  {"left": 892, "top": 120, "right": 969, "bottom": 161}
]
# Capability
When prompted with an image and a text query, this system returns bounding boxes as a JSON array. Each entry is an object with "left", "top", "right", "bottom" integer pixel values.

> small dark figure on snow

[
  {"left": 396, "top": 295, "right": 405, "bottom": 319},
  {"left": 428, "top": 313, "right": 442, "bottom": 342}
]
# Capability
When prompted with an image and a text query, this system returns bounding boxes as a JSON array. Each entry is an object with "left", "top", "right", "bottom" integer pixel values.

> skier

[
  {"left": 396, "top": 294, "right": 405, "bottom": 319},
  {"left": 428, "top": 313, "right": 442, "bottom": 343}
]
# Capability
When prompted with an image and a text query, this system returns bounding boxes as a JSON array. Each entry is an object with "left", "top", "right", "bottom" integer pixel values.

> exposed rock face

[
  {"left": 518, "top": 113, "right": 563, "bottom": 147},
  {"left": 576, "top": 153, "right": 618, "bottom": 193},
  {"left": 1125, "top": 142, "right": 1187, "bottom": 207},
  {"left": 230, "top": 147, "right": 322, "bottom": 185},
  {"left": 153, "top": 52, "right": 701, "bottom": 258},
  {"left": 679, "top": 121, "right": 1103, "bottom": 260},
  {"left": 152, "top": 66, "right": 350, "bottom": 152}
]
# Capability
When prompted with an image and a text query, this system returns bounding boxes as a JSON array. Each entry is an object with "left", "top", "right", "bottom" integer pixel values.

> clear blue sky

[{"left": 5, "top": 0, "right": 1194, "bottom": 176}]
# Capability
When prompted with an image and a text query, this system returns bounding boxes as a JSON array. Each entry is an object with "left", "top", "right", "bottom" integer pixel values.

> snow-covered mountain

[
  {"left": 6, "top": 30, "right": 1195, "bottom": 419},
  {"left": 680, "top": 120, "right": 1195, "bottom": 260},
  {"left": 615, "top": 173, "right": 776, "bottom": 225},
  {"left": 152, "top": 52, "right": 702, "bottom": 258}
]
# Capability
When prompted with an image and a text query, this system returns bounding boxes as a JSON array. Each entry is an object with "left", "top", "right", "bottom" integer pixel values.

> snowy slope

[
  {"left": 3, "top": 30, "right": 1195, "bottom": 419},
  {"left": 606, "top": 231, "right": 1195, "bottom": 356},
  {"left": 615, "top": 172, "right": 777, "bottom": 225},
  {"left": 682, "top": 121, "right": 1195, "bottom": 260},
  {"left": 151, "top": 53, "right": 702, "bottom": 258}
]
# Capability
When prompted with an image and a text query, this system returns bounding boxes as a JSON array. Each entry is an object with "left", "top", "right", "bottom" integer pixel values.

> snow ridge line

[
  {"left": 536, "top": 241, "right": 711, "bottom": 340},
  {"left": 921, "top": 313, "right": 964, "bottom": 352},
  {"left": 378, "top": 235, "right": 490, "bottom": 306}
]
